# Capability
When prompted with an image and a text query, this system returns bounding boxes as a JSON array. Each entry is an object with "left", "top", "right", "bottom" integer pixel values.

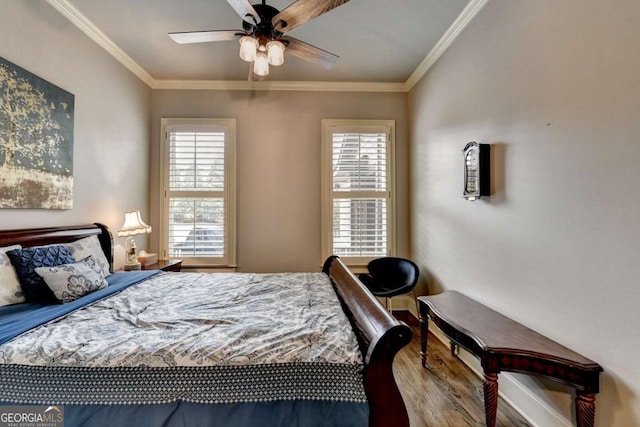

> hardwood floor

[{"left": 392, "top": 311, "right": 531, "bottom": 427}]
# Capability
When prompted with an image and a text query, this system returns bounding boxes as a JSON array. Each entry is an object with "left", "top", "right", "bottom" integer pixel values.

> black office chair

[{"left": 358, "top": 257, "right": 420, "bottom": 313}]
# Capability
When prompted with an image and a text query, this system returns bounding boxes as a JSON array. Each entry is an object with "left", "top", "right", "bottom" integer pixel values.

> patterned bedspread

[{"left": 0, "top": 272, "right": 366, "bottom": 405}]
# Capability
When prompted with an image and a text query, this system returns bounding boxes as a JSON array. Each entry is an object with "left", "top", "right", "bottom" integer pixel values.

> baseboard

[
  {"left": 427, "top": 326, "right": 573, "bottom": 427},
  {"left": 387, "top": 295, "right": 417, "bottom": 314}
]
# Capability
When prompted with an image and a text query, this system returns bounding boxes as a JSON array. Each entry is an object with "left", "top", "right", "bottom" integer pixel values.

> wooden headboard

[{"left": 0, "top": 223, "right": 114, "bottom": 273}]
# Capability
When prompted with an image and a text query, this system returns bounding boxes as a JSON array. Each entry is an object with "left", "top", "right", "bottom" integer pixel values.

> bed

[{"left": 0, "top": 223, "right": 411, "bottom": 427}]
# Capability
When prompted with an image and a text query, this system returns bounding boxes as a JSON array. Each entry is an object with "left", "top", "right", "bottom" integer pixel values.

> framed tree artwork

[{"left": 0, "top": 56, "right": 74, "bottom": 209}]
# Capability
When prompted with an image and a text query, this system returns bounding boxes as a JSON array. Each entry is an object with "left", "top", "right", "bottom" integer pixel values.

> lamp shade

[
  {"left": 266, "top": 40, "right": 285, "bottom": 66},
  {"left": 239, "top": 36, "right": 258, "bottom": 62},
  {"left": 117, "top": 210, "right": 152, "bottom": 237},
  {"left": 253, "top": 51, "right": 269, "bottom": 76}
]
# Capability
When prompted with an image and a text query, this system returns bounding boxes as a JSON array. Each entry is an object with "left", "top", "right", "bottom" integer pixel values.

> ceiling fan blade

[
  {"left": 169, "top": 30, "right": 242, "bottom": 44},
  {"left": 227, "top": 0, "right": 261, "bottom": 25},
  {"left": 282, "top": 36, "right": 338, "bottom": 69},
  {"left": 273, "top": 0, "right": 349, "bottom": 33}
]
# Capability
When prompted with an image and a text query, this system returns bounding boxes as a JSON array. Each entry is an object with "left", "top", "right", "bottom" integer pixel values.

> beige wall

[
  {"left": 10, "top": 1, "right": 638, "bottom": 423},
  {"left": 150, "top": 90, "right": 409, "bottom": 272},
  {"left": 0, "top": 2, "right": 152, "bottom": 268},
  {"left": 409, "top": 0, "right": 640, "bottom": 425},
  {"left": 1, "top": 4, "right": 409, "bottom": 274}
]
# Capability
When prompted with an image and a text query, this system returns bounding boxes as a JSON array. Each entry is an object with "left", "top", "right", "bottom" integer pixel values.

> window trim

[
  {"left": 321, "top": 119, "right": 396, "bottom": 267},
  {"left": 159, "top": 118, "right": 236, "bottom": 268}
]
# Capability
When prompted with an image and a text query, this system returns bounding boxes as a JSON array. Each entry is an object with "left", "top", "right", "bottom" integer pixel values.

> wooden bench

[{"left": 418, "top": 291, "right": 603, "bottom": 427}]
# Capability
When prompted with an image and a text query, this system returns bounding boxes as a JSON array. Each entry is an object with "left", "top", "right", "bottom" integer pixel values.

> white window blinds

[
  {"left": 322, "top": 121, "right": 395, "bottom": 264},
  {"left": 161, "top": 119, "right": 236, "bottom": 266},
  {"left": 169, "top": 131, "right": 225, "bottom": 192}
]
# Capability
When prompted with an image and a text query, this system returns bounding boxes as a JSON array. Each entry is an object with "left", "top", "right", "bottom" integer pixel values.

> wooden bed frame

[{"left": 0, "top": 223, "right": 412, "bottom": 427}]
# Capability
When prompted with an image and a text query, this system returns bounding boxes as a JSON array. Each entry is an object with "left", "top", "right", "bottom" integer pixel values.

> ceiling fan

[{"left": 169, "top": 0, "right": 349, "bottom": 80}]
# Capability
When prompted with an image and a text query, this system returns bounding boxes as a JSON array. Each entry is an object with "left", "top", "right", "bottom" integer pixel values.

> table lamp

[{"left": 117, "top": 210, "right": 151, "bottom": 271}]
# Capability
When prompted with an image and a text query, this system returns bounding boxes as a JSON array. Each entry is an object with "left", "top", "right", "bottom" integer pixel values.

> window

[
  {"left": 321, "top": 120, "right": 395, "bottom": 266},
  {"left": 160, "top": 119, "right": 236, "bottom": 267}
]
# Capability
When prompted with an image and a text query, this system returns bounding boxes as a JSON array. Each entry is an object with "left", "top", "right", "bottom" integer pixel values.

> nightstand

[{"left": 142, "top": 259, "right": 182, "bottom": 272}]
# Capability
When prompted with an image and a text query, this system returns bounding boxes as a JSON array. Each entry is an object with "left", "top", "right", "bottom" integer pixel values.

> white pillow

[
  {"left": 62, "top": 235, "right": 111, "bottom": 278},
  {"left": 35, "top": 256, "right": 108, "bottom": 304},
  {"left": 0, "top": 244, "right": 25, "bottom": 306}
]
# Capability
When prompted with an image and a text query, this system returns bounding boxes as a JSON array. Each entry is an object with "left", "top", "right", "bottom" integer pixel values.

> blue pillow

[{"left": 7, "top": 246, "right": 76, "bottom": 303}]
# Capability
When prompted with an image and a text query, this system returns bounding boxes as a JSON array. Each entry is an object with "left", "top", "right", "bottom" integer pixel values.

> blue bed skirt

[
  {"left": 1, "top": 400, "right": 368, "bottom": 427},
  {"left": 70, "top": 400, "right": 367, "bottom": 427}
]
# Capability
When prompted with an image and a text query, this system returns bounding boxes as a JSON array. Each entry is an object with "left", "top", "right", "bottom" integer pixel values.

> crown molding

[
  {"left": 47, "top": 0, "right": 487, "bottom": 93},
  {"left": 45, "top": 0, "right": 155, "bottom": 87},
  {"left": 405, "top": 0, "right": 490, "bottom": 90},
  {"left": 152, "top": 79, "right": 406, "bottom": 92}
]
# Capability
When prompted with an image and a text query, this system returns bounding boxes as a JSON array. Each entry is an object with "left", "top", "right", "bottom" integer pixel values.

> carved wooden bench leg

[
  {"left": 483, "top": 372, "right": 499, "bottom": 427},
  {"left": 575, "top": 392, "right": 596, "bottom": 427}
]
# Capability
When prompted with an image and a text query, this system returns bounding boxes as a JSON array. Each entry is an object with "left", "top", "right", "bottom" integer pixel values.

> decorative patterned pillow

[
  {"left": 0, "top": 245, "right": 25, "bottom": 306},
  {"left": 35, "top": 256, "right": 108, "bottom": 304},
  {"left": 6, "top": 245, "right": 76, "bottom": 303},
  {"left": 62, "top": 235, "right": 111, "bottom": 278}
]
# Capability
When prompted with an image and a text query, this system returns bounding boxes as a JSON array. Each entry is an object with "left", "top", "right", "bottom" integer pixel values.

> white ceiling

[{"left": 49, "top": 0, "right": 485, "bottom": 89}]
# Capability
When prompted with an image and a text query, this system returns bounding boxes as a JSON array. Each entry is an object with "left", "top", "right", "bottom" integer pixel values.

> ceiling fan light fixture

[
  {"left": 239, "top": 35, "right": 258, "bottom": 62},
  {"left": 254, "top": 51, "right": 270, "bottom": 76},
  {"left": 266, "top": 40, "right": 285, "bottom": 66},
  {"left": 171, "top": 0, "right": 349, "bottom": 79}
]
